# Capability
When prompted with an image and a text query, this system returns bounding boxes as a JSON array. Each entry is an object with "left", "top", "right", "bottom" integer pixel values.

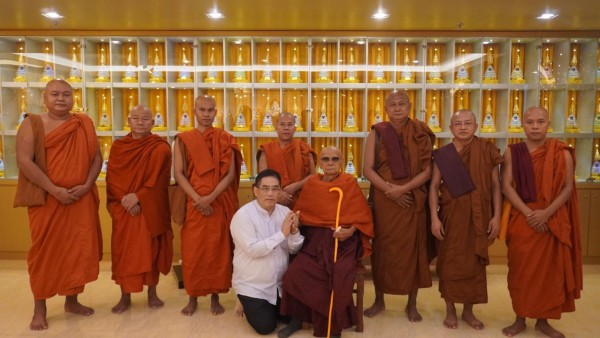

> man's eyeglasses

[
  {"left": 320, "top": 156, "right": 340, "bottom": 163},
  {"left": 257, "top": 185, "right": 281, "bottom": 193}
]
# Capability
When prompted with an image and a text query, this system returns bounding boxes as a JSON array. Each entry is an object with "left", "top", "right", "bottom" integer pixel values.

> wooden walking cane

[{"left": 327, "top": 187, "right": 343, "bottom": 338}]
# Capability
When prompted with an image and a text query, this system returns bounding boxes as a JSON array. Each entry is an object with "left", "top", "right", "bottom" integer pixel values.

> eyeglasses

[
  {"left": 320, "top": 156, "right": 340, "bottom": 163},
  {"left": 257, "top": 185, "right": 281, "bottom": 193}
]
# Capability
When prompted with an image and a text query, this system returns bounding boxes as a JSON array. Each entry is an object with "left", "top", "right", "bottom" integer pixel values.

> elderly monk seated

[{"left": 278, "top": 146, "right": 374, "bottom": 338}]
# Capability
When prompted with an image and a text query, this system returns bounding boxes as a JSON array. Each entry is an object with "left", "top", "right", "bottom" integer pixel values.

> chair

[{"left": 353, "top": 260, "right": 367, "bottom": 332}]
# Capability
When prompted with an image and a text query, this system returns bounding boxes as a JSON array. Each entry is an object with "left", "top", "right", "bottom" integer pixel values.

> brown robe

[
  {"left": 370, "top": 119, "right": 435, "bottom": 294},
  {"left": 433, "top": 137, "right": 502, "bottom": 304},
  {"left": 258, "top": 139, "right": 315, "bottom": 208},
  {"left": 22, "top": 114, "right": 103, "bottom": 299},
  {"left": 178, "top": 127, "right": 241, "bottom": 297},
  {"left": 505, "top": 139, "right": 582, "bottom": 319},
  {"left": 282, "top": 173, "right": 374, "bottom": 336},
  {"left": 106, "top": 133, "right": 173, "bottom": 293}
]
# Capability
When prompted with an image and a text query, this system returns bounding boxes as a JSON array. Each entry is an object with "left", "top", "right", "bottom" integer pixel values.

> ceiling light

[
  {"left": 357, "top": 40, "right": 366, "bottom": 45},
  {"left": 371, "top": 11, "right": 389, "bottom": 20},
  {"left": 42, "top": 11, "right": 63, "bottom": 19},
  {"left": 537, "top": 12, "right": 558, "bottom": 20},
  {"left": 206, "top": 10, "right": 224, "bottom": 19}
]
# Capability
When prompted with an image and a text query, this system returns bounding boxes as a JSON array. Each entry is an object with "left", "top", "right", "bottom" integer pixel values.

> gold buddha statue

[
  {"left": 14, "top": 46, "right": 27, "bottom": 82},
  {"left": 343, "top": 47, "right": 359, "bottom": 83}
]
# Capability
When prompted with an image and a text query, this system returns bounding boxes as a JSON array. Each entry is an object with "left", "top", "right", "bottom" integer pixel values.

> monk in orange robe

[
  {"left": 279, "top": 146, "right": 374, "bottom": 338},
  {"left": 257, "top": 112, "right": 315, "bottom": 209},
  {"left": 501, "top": 107, "right": 582, "bottom": 338},
  {"left": 174, "top": 95, "right": 242, "bottom": 316},
  {"left": 106, "top": 105, "right": 173, "bottom": 314},
  {"left": 15, "top": 79, "right": 103, "bottom": 330},
  {"left": 429, "top": 110, "right": 503, "bottom": 330},
  {"left": 363, "top": 90, "right": 435, "bottom": 321}
]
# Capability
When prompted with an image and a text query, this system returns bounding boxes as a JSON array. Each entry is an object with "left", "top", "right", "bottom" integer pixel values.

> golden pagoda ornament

[
  {"left": 205, "top": 47, "right": 219, "bottom": 83},
  {"left": 457, "top": 93, "right": 465, "bottom": 110},
  {"left": 260, "top": 98, "right": 276, "bottom": 132},
  {"left": 212, "top": 111, "right": 222, "bottom": 128},
  {"left": 370, "top": 47, "right": 386, "bottom": 83},
  {"left": 152, "top": 95, "right": 167, "bottom": 131},
  {"left": 316, "top": 47, "right": 331, "bottom": 83},
  {"left": 540, "top": 48, "right": 555, "bottom": 84},
  {"left": 40, "top": 46, "right": 55, "bottom": 83},
  {"left": 591, "top": 144, "right": 600, "bottom": 181},
  {"left": 567, "top": 48, "right": 582, "bottom": 84},
  {"left": 508, "top": 95, "right": 523, "bottom": 132},
  {"left": 343, "top": 96, "right": 359, "bottom": 132},
  {"left": 67, "top": 47, "right": 82, "bottom": 83},
  {"left": 565, "top": 97, "right": 579, "bottom": 133},
  {"left": 455, "top": 48, "right": 470, "bottom": 84},
  {"left": 97, "top": 95, "right": 112, "bottom": 131},
  {"left": 482, "top": 47, "right": 498, "bottom": 84},
  {"left": 427, "top": 48, "right": 443, "bottom": 83},
  {"left": 292, "top": 96, "right": 304, "bottom": 132},
  {"left": 315, "top": 96, "right": 331, "bottom": 132},
  {"left": 123, "top": 46, "right": 138, "bottom": 83},
  {"left": 427, "top": 96, "right": 442, "bottom": 132},
  {"left": 343, "top": 47, "right": 359, "bottom": 83},
  {"left": 240, "top": 144, "right": 250, "bottom": 179},
  {"left": 124, "top": 95, "right": 134, "bottom": 131},
  {"left": 260, "top": 48, "right": 275, "bottom": 83},
  {"left": 177, "top": 47, "right": 193, "bottom": 83},
  {"left": 96, "top": 46, "right": 111, "bottom": 82},
  {"left": 149, "top": 48, "right": 165, "bottom": 83},
  {"left": 481, "top": 96, "right": 497, "bottom": 133},
  {"left": 594, "top": 99, "right": 600, "bottom": 132},
  {"left": 510, "top": 49, "right": 525, "bottom": 84},
  {"left": 99, "top": 143, "right": 109, "bottom": 179},
  {"left": 178, "top": 96, "right": 194, "bottom": 131},
  {"left": 234, "top": 47, "right": 249, "bottom": 83},
  {"left": 399, "top": 47, "right": 415, "bottom": 83},
  {"left": 373, "top": 96, "right": 383, "bottom": 125},
  {"left": 72, "top": 93, "right": 83, "bottom": 113},
  {"left": 0, "top": 150, "right": 5, "bottom": 178},
  {"left": 14, "top": 46, "right": 27, "bottom": 82},
  {"left": 232, "top": 103, "right": 250, "bottom": 131},
  {"left": 287, "top": 47, "right": 302, "bottom": 83},
  {"left": 344, "top": 144, "right": 358, "bottom": 178},
  {"left": 16, "top": 94, "right": 28, "bottom": 130}
]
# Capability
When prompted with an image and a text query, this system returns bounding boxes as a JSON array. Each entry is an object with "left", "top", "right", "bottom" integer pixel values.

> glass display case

[{"left": 1, "top": 35, "right": 599, "bottom": 181}]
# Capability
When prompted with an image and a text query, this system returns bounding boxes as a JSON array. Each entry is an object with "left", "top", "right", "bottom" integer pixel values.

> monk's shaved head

[
  {"left": 524, "top": 106, "right": 549, "bottom": 120},
  {"left": 450, "top": 109, "right": 477, "bottom": 124},
  {"left": 320, "top": 146, "right": 342, "bottom": 159},
  {"left": 130, "top": 105, "right": 152, "bottom": 119},
  {"left": 385, "top": 90, "right": 410, "bottom": 104},
  {"left": 277, "top": 112, "right": 295, "bottom": 124},
  {"left": 195, "top": 95, "right": 216, "bottom": 108}
]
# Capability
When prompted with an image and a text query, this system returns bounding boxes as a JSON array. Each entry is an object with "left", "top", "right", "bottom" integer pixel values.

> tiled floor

[{"left": 0, "top": 260, "right": 598, "bottom": 337}]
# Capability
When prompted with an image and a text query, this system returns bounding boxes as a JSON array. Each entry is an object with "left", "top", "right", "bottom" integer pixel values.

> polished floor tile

[{"left": 0, "top": 261, "right": 598, "bottom": 337}]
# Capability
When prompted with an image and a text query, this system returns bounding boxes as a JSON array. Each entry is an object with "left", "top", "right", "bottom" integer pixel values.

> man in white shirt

[{"left": 230, "top": 169, "right": 303, "bottom": 335}]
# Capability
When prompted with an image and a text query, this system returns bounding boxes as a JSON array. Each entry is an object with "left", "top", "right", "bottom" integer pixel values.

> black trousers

[{"left": 237, "top": 294, "right": 289, "bottom": 335}]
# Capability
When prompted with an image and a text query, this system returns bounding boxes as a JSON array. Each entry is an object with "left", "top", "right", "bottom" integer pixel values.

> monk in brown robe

[
  {"left": 257, "top": 112, "right": 316, "bottom": 208},
  {"left": 15, "top": 79, "right": 103, "bottom": 330},
  {"left": 106, "top": 105, "right": 173, "bottom": 314},
  {"left": 429, "top": 110, "right": 503, "bottom": 330},
  {"left": 363, "top": 90, "right": 435, "bottom": 321},
  {"left": 279, "top": 146, "right": 374, "bottom": 338},
  {"left": 501, "top": 107, "right": 582, "bottom": 338},
  {"left": 174, "top": 95, "right": 242, "bottom": 316}
]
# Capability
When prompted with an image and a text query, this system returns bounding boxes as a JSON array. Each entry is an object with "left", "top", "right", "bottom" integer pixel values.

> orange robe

[
  {"left": 282, "top": 173, "right": 374, "bottom": 337},
  {"left": 506, "top": 139, "right": 582, "bottom": 319},
  {"left": 434, "top": 137, "right": 502, "bottom": 304},
  {"left": 25, "top": 114, "right": 102, "bottom": 299},
  {"left": 258, "top": 139, "right": 315, "bottom": 208},
  {"left": 106, "top": 133, "right": 173, "bottom": 293},
  {"left": 178, "top": 128, "right": 241, "bottom": 296},
  {"left": 371, "top": 119, "right": 435, "bottom": 294}
]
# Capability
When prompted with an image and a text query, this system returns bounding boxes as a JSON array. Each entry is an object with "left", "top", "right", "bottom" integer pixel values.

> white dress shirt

[{"left": 231, "top": 200, "right": 304, "bottom": 305}]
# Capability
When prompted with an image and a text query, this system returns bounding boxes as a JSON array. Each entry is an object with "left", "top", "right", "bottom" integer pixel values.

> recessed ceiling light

[
  {"left": 206, "top": 10, "right": 224, "bottom": 19},
  {"left": 112, "top": 40, "right": 121, "bottom": 44},
  {"left": 371, "top": 11, "right": 389, "bottom": 20},
  {"left": 357, "top": 40, "right": 366, "bottom": 45},
  {"left": 537, "top": 12, "right": 558, "bottom": 20},
  {"left": 42, "top": 11, "right": 63, "bottom": 19}
]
